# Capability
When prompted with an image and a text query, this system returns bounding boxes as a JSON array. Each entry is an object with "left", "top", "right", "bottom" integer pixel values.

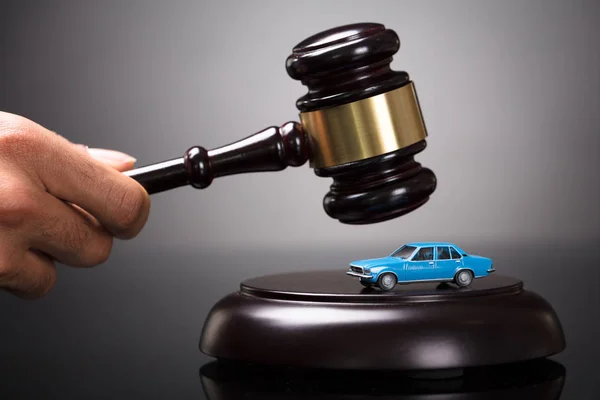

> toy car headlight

[{"left": 364, "top": 267, "right": 371, "bottom": 273}]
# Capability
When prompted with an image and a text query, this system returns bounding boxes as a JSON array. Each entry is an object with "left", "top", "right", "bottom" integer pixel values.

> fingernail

[{"left": 87, "top": 148, "right": 137, "bottom": 163}]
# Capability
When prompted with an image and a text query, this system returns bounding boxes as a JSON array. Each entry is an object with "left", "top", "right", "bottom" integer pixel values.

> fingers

[
  {"left": 0, "top": 173, "right": 113, "bottom": 268},
  {"left": 0, "top": 112, "right": 153, "bottom": 299},
  {"left": 27, "top": 190, "right": 114, "bottom": 267},
  {"left": 0, "top": 247, "right": 57, "bottom": 300},
  {"left": 0, "top": 113, "right": 150, "bottom": 240},
  {"left": 87, "top": 147, "right": 137, "bottom": 172},
  {"left": 43, "top": 142, "right": 150, "bottom": 239}
]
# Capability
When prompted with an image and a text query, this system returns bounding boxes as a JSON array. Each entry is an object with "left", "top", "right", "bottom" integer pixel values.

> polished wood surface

[
  {"left": 286, "top": 23, "right": 436, "bottom": 224},
  {"left": 124, "top": 122, "right": 308, "bottom": 193},
  {"left": 286, "top": 22, "right": 410, "bottom": 111},
  {"left": 200, "top": 271, "right": 565, "bottom": 370},
  {"left": 126, "top": 22, "right": 436, "bottom": 224},
  {"left": 315, "top": 141, "right": 436, "bottom": 224},
  {"left": 241, "top": 270, "right": 522, "bottom": 302}
]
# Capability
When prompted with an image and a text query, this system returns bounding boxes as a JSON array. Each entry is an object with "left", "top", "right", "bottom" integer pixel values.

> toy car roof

[
  {"left": 400, "top": 242, "right": 468, "bottom": 254},
  {"left": 404, "top": 242, "right": 458, "bottom": 247}
]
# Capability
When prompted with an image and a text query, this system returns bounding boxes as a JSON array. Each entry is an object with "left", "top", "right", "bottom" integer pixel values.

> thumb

[{"left": 84, "top": 147, "right": 137, "bottom": 172}]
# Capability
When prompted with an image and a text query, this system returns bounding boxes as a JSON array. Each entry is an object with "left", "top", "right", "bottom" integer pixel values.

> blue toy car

[{"left": 347, "top": 242, "right": 494, "bottom": 291}]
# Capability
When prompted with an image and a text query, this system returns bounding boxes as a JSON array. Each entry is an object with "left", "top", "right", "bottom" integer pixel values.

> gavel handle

[{"left": 123, "top": 122, "right": 309, "bottom": 194}]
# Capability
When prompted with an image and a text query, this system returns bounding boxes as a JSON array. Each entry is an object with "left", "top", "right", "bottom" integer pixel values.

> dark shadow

[
  {"left": 359, "top": 287, "right": 378, "bottom": 294},
  {"left": 199, "top": 358, "right": 566, "bottom": 399},
  {"left": 360, "top": 281, "right": 463, "bottom": 294},
  {"left": 436, "top": 282, "right": 454, "bottom": 290}
]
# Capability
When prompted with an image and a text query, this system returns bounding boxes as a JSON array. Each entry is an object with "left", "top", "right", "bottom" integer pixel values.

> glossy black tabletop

[{"left": 1, "top": 243, "right": 598, "bottom": 399}]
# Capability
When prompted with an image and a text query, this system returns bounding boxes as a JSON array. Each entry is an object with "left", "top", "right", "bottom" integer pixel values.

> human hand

[{"left": 0, "top": 112, "right": 150, "bottom": 299}]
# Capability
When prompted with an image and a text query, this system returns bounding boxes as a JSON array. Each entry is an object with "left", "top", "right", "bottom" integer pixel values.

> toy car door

[
  {"left": 406, "top": 246, "right": 435, "bottom": 281},
  {"left": 434, "top": 246, "right": 455, "bottom": 279}
]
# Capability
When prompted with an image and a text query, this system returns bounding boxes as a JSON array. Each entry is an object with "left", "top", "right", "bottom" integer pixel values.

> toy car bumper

[
  {"left": 487, "top": 268, "right": 495, "bottom": 273},
  {"left": 346, "top": 271, "right": 373, "bottom": 279}
]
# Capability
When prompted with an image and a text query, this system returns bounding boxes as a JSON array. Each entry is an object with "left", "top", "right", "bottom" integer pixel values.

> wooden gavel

[{"left": 124, "top": 23, "right": 437, "bottom": 224}]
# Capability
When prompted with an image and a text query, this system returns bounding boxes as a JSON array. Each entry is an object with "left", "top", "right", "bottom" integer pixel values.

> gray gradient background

[{"left": 0, "top": 0, "right": 599, "bottom": 399}]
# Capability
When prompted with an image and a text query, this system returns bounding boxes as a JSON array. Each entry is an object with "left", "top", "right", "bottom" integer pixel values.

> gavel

[{"left": 124, "top": 23, "right": 436, "bottom": 224}]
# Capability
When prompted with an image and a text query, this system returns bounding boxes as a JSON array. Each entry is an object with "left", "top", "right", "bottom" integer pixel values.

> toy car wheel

[
  {"left": 359, "top": 279, "right": 372, "bottom": 288},
  {"left": 378, "top": 273, "right": 397, "bottom": 291},
  {"left": 455, "top": 270, "right": 473, "bottom": 287}
]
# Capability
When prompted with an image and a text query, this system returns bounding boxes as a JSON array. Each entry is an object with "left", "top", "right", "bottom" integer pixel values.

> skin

[{"left": 0, "top": 111, "right": 150, "bottom": 299}]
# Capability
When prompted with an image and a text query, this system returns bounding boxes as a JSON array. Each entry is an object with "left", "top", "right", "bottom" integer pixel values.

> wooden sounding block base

[{"left": 199, "top": 270, "right": 565, "bottom": 370}]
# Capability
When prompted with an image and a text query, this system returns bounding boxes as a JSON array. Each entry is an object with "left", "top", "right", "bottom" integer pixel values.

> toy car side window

[
  {"left": 437, "top": 246, "right": 451, "bottom": 260},
  {"left": 412, "top": 247, "right": 434, "bottom": 261},
  {"left": 450, "top": 247, "right": 462, "bottom": 259},
  {"left": 392, "top": 245, "right": 416, "bottom": 259}
]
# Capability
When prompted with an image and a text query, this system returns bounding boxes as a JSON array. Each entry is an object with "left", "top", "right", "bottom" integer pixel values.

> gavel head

[{"left": 286, "top": 23, "right": 437, "bottom": 224}]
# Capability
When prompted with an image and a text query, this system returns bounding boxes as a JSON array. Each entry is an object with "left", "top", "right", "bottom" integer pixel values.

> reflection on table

[{"left": 200, "top": 359, "right": 565, "bottom": 399}]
